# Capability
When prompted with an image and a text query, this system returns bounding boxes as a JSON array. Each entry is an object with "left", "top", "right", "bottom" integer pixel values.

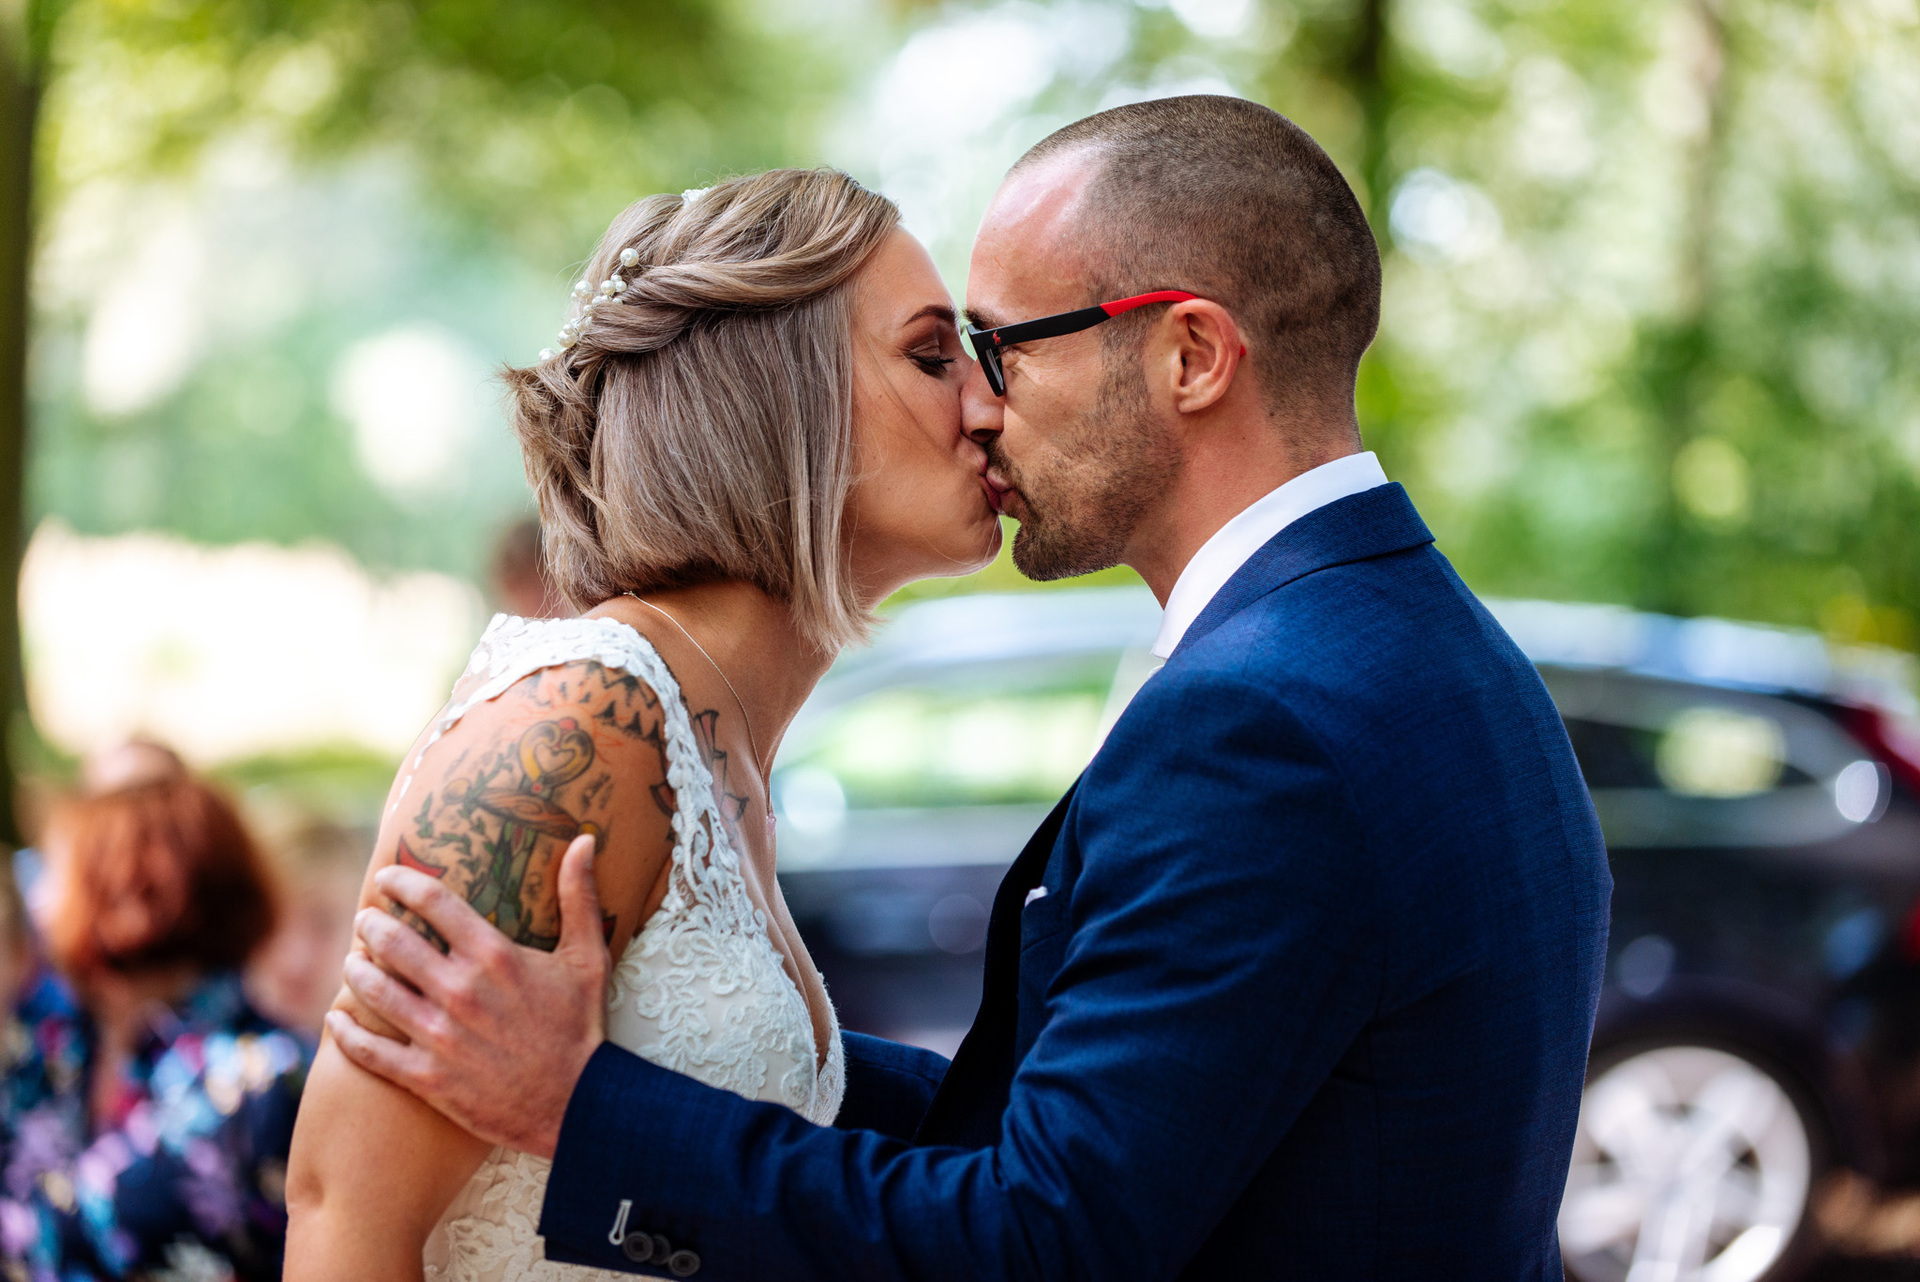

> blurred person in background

[
  {"left": 247, "top": 819, "right": 373, "bottom": 1037},
  {"left": 9, "top": 742, "right": 192, "bottom": 935},
  {"left": 0, "top": 748, "right": 310, "bottom": 1280},
  {"left": 75, "top": 740, "right": 187, "bottom": 798},
  {"left": 489, "top": 517, "right": 569, "bottom": 620},
  {"left": 0, "top": 854, "right": 88, "bottom": 1281}
]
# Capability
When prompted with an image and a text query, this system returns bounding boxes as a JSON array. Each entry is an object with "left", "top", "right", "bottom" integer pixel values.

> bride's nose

[{"left": 961, "top": 363, "right": 1002, "bottom": 449}]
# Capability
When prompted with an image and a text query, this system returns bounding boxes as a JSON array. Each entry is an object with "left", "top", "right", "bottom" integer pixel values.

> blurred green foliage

[
  {"left": 878, "top": 0, "right": 1920, "bottom": 650},
  {"left": 1273, "top": 0, "right": 1920, "bottom": 652},
  {"left": 35, "top": 0, "right": 829, "bottom": 245},
  {"left": 22, "top": 0, "right": 862, "bottom": 580},
  {"left": 17, "top": 0, "right": 1920, "bottom": 640}
]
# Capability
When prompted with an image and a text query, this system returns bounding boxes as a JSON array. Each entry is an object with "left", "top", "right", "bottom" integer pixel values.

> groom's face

[{"left": 963, "top": 156, "right": 1173, "bottom": 582}]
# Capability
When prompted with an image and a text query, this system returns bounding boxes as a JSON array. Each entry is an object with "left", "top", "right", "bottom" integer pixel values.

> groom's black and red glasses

[{"left": 964, "top": 290, "right": 1199, "bottom": 396}]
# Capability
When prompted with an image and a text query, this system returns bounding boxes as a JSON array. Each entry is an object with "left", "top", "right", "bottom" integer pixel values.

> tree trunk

[
  {"left": 0, "top": 1, "right": 40, "bottom": 845},
  {"left": 1639, "top": 0, "right": 1729, "bottom": 616},
  {"left": 1345, "top": 0, "right": 1393, "bottom": 234}
]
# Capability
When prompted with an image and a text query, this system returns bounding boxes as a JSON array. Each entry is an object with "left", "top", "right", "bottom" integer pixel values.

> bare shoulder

[{"left": 363, "top": 658, "right": 678, "bottom": 958}]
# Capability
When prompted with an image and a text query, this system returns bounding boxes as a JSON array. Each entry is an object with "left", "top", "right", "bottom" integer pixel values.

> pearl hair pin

[{"left": 540, "top": 245, "right": 642, "bottom": 362}]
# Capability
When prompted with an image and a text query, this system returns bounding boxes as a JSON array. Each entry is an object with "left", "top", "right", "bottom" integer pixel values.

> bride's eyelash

[{"left": 911, "top": 353, "right": 956, "bottom": 376}]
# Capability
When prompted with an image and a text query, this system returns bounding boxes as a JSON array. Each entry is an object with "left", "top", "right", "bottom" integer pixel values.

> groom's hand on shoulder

[
  {"left": 328, "top": 656, "right": 682, "bottom": 1155},
  {"left": 330, "top": 833, "right": 609, "bottom": 1159}
]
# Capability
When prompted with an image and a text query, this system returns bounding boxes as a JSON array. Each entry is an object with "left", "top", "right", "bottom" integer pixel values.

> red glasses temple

[{"left": 1098, "top": 290, "right": 1200, "bottom": 318}]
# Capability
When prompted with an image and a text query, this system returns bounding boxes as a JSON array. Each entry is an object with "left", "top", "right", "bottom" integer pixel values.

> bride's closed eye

[{"left": 910, "top": 350, "right": 957, "bottom": 378}]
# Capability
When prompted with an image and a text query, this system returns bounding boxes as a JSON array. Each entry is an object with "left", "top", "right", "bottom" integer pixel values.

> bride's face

[{"left": 844, "top": 228, "right": 1002, "bottom": 600}]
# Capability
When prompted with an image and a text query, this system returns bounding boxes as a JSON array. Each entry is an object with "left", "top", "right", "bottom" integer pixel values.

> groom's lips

[{"left": 982, "top": 469, "right": 1016, "bottom": 516}]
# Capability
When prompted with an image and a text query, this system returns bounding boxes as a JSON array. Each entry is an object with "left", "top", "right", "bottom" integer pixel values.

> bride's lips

[{"left": 980, "top": 469, "right": 1015, "bottom": 516}]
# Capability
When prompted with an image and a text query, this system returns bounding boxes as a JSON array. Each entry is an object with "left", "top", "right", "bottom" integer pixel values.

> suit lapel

[
  {"left": 1173, "top": 483, "right": 1434, "bottom": 660},
  {"left": 914, "top": 780, "right": 1078, "bottom": 1146}
]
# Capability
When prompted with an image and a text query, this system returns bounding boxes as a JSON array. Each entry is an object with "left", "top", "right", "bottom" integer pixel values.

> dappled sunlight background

[{"left": 20, "top": 521, "right": 480, "bottom": 765}]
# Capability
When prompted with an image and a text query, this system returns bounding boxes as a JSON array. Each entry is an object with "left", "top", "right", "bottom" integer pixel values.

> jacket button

[
  {"left": 620, "top": 1233, "right": 654, "bottom": 1264},
  {"left": 668, "top": 1250, "right": 701, "bottom": 1276}
]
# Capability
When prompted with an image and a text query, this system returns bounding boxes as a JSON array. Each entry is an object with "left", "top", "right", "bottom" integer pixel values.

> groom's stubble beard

[{"left": 989, "top": 344, "right": 1174, "bottom": 582}]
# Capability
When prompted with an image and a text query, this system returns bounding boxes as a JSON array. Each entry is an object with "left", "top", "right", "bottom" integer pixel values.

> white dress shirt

[{"left": 1150, "top": 451, "right": 1390, "bottom": 659}]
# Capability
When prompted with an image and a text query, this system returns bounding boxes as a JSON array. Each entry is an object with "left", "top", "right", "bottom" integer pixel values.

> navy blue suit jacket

[{"left": 538, "top": 484, "right": 1613, "bottom": 1279}]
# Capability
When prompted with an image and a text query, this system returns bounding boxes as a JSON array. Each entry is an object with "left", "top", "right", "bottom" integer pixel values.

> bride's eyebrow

[{"left": 899, "top": 303, "right": 956, "bottom": 332}]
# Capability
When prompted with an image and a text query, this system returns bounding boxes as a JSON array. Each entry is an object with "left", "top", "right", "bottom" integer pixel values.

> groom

[{"left": 333, "top": 96, "right": 1611, "bottom": 1278}]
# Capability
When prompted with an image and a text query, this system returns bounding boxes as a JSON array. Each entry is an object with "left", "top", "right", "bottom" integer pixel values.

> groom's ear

[{"left": 1163, "top": 299, "right": 1246, "bottom": 417}]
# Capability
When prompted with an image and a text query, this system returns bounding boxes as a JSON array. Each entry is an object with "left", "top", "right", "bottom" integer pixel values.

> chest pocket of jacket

[{"left": 1014, "top": 894, "right": 1071, "bottom": 1061}]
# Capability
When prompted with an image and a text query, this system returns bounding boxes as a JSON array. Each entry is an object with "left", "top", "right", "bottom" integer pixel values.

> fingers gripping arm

[{"left": 331, "top": 835, "right": 611, "bottom": 1159}]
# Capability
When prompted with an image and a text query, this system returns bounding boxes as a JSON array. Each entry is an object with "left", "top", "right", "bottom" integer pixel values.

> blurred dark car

[
  {"left": 774, "top": 589, "right": 1162, "bottom": 1053},
  {"left": 773, "top": 588, "right": 1920, "bottom": 1282}
]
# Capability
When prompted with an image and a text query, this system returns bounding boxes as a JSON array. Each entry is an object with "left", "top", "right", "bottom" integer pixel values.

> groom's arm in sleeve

[
  {"left": 537, "top": 666, "right": 1380, "bottom": 1282},
  {"left": 833, "top": 1033, "right": 948, "bottom": 1141}
]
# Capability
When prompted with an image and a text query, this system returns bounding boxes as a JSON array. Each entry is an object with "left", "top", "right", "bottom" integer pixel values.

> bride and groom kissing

[{"left": 282, "top": 95, "right": 1612, "bottom": 1280}]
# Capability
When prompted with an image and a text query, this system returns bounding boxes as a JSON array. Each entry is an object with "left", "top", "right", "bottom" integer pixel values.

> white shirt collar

[{"left": 1150, "top": 451, "right": 1390, "bottom": 659}]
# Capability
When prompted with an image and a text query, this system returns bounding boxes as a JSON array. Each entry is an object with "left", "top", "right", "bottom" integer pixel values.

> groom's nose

[{"left": 961, "top": 359, "right": 1003, "bottom": 448}]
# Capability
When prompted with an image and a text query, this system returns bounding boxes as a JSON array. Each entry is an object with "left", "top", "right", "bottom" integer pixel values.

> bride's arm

[{"left": 285, "top": 660, "right": 677, "bottom": 1281}]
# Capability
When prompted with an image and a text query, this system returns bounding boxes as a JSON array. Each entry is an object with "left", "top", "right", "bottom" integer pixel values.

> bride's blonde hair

[{"left": 503, "top": 168, "right": 900, "bottom": 651}]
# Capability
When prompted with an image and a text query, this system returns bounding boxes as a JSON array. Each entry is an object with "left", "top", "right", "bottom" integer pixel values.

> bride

[{"left": 285, "top": 168, "right": 1002, "bottom": 1279}]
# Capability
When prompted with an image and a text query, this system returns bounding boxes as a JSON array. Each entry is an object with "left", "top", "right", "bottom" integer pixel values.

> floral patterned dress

[{"left": 0, "top": 969, "right": 310, "bottom": 1282}]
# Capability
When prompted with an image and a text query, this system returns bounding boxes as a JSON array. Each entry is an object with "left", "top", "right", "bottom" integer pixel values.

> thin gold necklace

[{"left": 626, "top": 593, "right": 774, "bottom": 787}]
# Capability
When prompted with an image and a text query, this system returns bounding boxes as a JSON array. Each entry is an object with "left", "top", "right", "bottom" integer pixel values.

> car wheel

[{"left": 1560, "top": 1041, "right": 1828, "bottom": 1282}]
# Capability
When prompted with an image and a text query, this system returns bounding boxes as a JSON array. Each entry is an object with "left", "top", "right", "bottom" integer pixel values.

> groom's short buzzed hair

[{"left": 1016, "top": 96, "right": 1380, "bottom": 433}]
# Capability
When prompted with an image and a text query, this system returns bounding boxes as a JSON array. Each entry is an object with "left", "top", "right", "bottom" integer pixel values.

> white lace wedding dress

[{"left": 410, "top": 614, "right": 845, "bottom": 1281}]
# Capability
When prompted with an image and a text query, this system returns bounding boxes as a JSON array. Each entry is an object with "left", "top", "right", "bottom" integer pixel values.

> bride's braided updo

[{"left": 502, "top": 168, "right": 900, "bottom": 651}]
